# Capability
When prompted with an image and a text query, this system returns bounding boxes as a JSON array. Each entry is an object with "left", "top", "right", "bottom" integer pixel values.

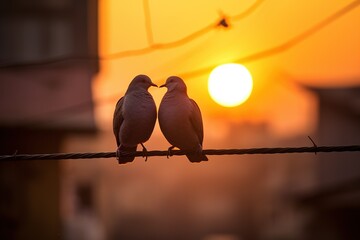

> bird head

[
  {"left": 127, "top": 74, "right": 158, "bottom": 92},
  {"left": 160, "top": 76, "right": 187, "bottom": 93}
]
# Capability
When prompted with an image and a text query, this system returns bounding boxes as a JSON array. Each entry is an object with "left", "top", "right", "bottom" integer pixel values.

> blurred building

[
  {"left": 0, "top": 0, "right": 98, "bottom": 239},
  {"left": 258, "top": 85, "right": 360, "bottom": 240},
  {"left": 297, "top": 86, "right": 360, "bottom": 240}
]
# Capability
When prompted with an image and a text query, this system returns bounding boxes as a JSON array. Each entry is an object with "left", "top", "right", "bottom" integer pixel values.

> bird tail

[
  {"left": 186, "top": 153, "right": 208, "bottom": 163},
  {"left": 117, "top": 145, "right": 137, "bottom": 164}
]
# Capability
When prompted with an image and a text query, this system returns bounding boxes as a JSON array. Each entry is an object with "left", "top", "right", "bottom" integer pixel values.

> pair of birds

[{"left": 113, "top": 74, "right": 208, "bottom": 164}]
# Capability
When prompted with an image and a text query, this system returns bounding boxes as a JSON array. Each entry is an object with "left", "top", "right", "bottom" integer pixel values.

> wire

[
  {"left": 177, "top": 0, "right": 360, "bottom": 79},
  {"left": 0, "top": 0, "right": 265, "bottom": 68},
  {"left": 143, "top": 0, "right": 154, "bottom": 45},
  {"left": 231, "top": 0, "right": 265, "bottom": 21},
  {"left": 1, "top": 145, "right": 359, "bottom": 161},
  {"left": 13, "top": 0, "right": 360, "bottom": 126},
  {"left": 1, "top": 0, "right": 359, "bottom": 126}
]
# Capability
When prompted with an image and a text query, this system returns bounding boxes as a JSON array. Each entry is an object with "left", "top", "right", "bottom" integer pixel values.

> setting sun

[{"left": 208, "top": 63, "right": 253, "bottom": 107}]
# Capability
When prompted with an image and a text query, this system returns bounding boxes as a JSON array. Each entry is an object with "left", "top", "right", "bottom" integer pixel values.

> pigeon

[
  {"left": 159, "top": 76, "right": 208, "bottom": 162},
  {"left": 113, "top": 74, "right": 157, "bottom": 164}
]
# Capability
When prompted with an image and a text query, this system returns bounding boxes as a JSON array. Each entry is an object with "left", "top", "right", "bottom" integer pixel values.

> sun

[{"left": 208, "top": 63, "right": 253, "bottom": 107}]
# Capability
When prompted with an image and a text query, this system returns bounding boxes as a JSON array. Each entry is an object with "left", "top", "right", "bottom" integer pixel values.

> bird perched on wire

[
  {"left": 113, "top": 74, "right": 157, "bottom": 164},
  {"left": 159, "top": 76, "right": 208, "bottom": 162}
]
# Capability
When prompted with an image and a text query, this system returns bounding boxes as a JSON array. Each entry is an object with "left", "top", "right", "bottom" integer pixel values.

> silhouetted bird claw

[
  {"left": 141, "top": 143, "right": 148, "bottom": 161},
  {"left": 167, "top": 146, "right": 175, "bottom": 159},
  {"left": 116, "top": 147, "right": 121, "bottom": 160}
]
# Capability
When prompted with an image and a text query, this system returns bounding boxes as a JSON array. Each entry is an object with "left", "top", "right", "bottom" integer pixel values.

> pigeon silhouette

[
  {"left": 113, "top": 74, "right": 157, "bottom": 164},
  {"left": 159, "top": 76, "right": 208, "bottom": 162}
]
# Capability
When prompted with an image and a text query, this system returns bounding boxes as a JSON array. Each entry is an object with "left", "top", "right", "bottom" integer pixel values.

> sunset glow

[
  {"left": 94, "top": 0, "right": 360, "bottom": 135},
  {"left": 2, "top": 0, "right": 359, "bottom": 239},
  {"left": 208, "top": 63, "right": 253, "bottom": 107}
]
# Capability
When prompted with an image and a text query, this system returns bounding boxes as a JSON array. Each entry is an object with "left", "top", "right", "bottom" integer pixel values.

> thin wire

[
  {"left": 96, "top": 16, "right": 225, "bottom": 59},
  {"left": 1, "top": 0, "right": 359, "bottom": 127},
  {"left": 0, "top": 0, "right": 265, "bottom": 68},
  {"left": 12, "top": 0, "right": 360, "bottom": 126},
  {"left": 0, "top": 56, "right": 98, "bottom": 69},
  {"left": 1, "top": 145, "right": 359, "bottom": 161},
  {"left": 23, "top": 95, "right": 117, "bottom": 127},
  {"left": 231, "top": 0, "right": 265, "bottom": 21},
  {"left": 143, "top": 0, "right": 154, "bottom": 45},
  {"left": 176, "top": 0, "right": 360, "bottom": 79}
]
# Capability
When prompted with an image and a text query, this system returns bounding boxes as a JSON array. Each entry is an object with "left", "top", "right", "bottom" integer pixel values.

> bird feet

[
  {"left": 116, "top": 147, "right": 121, "bottom": 160},
  {"left": 167, "top": 146, "right": 175, "bottom": 159},
  {"left": 140, "top": 143, "right": 148, "bottom": 161}
]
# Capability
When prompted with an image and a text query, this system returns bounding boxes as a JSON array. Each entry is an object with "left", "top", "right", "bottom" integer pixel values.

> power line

[
  {"left": 17, "top": 0, "right": 360, "bottom": 126},
  {"left": 177, "top": 0, "right": 360, "bottom": 79},
  {"left": 1, "top": 145, "right": 359, "bottom": 161},
  {"left": 2, "top": 0, "right": 359, "bottom": 126},
  {"left": 143, "top": 0, "right": 154, "bottom": 45},
  {"left": 232, "top": 0, "right": 265, "bottom": 21},
  {"left": 0, "top": 0, "right": 265, "bottom": 68}
]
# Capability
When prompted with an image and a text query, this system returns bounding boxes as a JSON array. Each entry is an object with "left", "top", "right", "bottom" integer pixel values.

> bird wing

[
  {"left": 113, "top": 97, "right": 124, "bottom": 146},
  {"left": 189, "top": 99, "right": 204, "bottom": 144}
]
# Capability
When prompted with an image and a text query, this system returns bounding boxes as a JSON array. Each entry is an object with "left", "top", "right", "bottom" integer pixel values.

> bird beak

[
  {"left": 160, "top": 83, "right": 166, "bottom": 88},
  {"left": 150, "top": 82, "right": 158, "bottom": 87}
]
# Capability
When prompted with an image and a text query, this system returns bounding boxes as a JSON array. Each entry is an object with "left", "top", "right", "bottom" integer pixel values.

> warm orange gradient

[
  {"left": 60, "top": 3, "right": 360, "bottom": 238},
  {"left": 94, "top": 0, "right": 360, "bottom": 138}
]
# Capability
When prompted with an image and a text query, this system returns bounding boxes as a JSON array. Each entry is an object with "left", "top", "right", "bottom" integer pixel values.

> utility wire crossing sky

[
  {"left": 1, "top": 145, "right": 360, "bottom": 161},
  {"left": 1, "top": 0, "right": 359, "bottom": 126}
]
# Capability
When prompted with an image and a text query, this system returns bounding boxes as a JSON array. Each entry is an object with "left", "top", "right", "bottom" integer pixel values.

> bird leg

[
  {"left": 196, "top": 144, "right": 204, "bottom": 155},
  {"left": 167, "top": 146, "right": 175, "bottom": 159},
  {"left": 140, "top": 143, "right": 148, "bottom": 161},
  {"left": 116, "top": 146, "right": 121, "bottom": 160}
]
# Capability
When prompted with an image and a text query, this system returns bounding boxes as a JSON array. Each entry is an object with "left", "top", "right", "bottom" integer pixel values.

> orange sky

[
  {"left": 93, "top": 0, "right": 360, "bottom": 138},
  {"left": 59, "top": 3, "right": 360, "bottom": 236}
]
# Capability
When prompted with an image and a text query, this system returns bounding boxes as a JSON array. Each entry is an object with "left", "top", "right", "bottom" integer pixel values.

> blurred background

[{"left": 0, "top": 0, "right": 360, "bottom": 239}]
